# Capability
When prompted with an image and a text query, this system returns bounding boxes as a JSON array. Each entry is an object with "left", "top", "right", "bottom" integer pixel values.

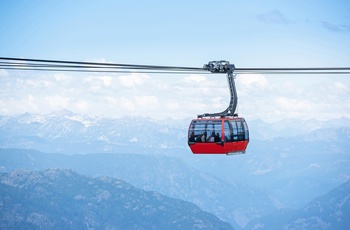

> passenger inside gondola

[
  {"left": 207, "top": 131, "right": 215, "bottom": 142},
  {"left": 201, "top": 132, "right": 207, "bottom": 142},
  {"left": 196, "top": 133, "right": 203, "bottom": 142},
  {"left": 189, "top": 132, "right": 195, "bottom": 142},
  {"left": 215, "top": 133, "right": 221, "bottom": 142}
]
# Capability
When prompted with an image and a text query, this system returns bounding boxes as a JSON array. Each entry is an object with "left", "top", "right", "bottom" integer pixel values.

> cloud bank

[{"left": 1, "top": 70, "right": 349, "bottom": 122}]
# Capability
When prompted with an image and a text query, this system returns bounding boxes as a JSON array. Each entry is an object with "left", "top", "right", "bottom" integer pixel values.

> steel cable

[{"left": 1, "top": 57, "right": 350, "bottom": 75}]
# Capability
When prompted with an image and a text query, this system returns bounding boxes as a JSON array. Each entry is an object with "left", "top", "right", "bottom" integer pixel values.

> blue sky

[{"left": 1, "top": 0, "right": 350, "bottom": 122}]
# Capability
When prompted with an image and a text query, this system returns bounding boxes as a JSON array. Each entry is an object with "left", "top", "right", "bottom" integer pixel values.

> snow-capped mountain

[
  {"left": 1, "top": 110, "right": 350, "bottom": 154},
  {"left": 0, "top": 110, "right": 188, "bottom": 154}
]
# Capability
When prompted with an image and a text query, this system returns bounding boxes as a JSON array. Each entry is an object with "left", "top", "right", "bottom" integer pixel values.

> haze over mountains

[
  {"left": 1, "top": 111, "right": 349, "bottom": 229},
  {"left": 244, "top": 180, "right": 350, "bottom": 230},
  {"left": 0, "top": 168, "right": 233, "bottom": 230}
]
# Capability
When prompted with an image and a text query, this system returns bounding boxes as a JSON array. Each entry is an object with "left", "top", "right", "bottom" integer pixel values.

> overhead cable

[{"left": 1, "top": 57, "right": 350, "bottom": 75}]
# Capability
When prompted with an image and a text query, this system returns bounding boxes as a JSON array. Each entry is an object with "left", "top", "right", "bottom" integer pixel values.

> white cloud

[
  {"left": 17, "top": 79, "right": 52, "bottom": 89},
  {"left": 119, "top": 97, "right": 135, "bottom": 111},
  {"left": 45, "top": 95, "right": 70, "bottom": 108},
  {"left": 238, "top": 74, "right": 268, "bottom": 88},
  {"left": 83, "top": 76, "right": 115, "bottom": 93},
  {"left": 6, "top": 94, "right": 40, "bottom": 114},
  {"left": 210, "top": 96, "right": 226, "bottom": 109},
  {"left": 129, "top": 137, "right": 138, "bottom": 142},
  {"left": 118, "top": 73, "right": 150, "bottom": 88},
  {"left": 85, "top": 76, "right": 113, "bottom": 87},
  {"left": 276, "top": 97, "right": 315, "bottom": 112},
  {"left": 165, "top": 101, "right": 181, "bottom": 111},
  {"left": 134, "top": 95, "right": 159, "bottom": 108},
  {"left": 183, "top": 101, "right": 207, "bottom": 113},
  {"left": 74, "top": 100, "right": 89, "bottom": 111},
  {"left": 106, "top": 96, "right": 118, "bottom": 105},
  {"left": 0, "top": 69, "right": 8, "bottom": 77},
  {"left": 24, "top": 94, "right": 40, "bottom": 111},
  {"left": 1, "top": 68, "right": 349, "bottom": 122},
  {"left": 53, "top": 73, "right": 70, "bottom": 82},
  {"left": 236, "top": 75, "right": 350, "bottom": 121},
  {"left": 100, "top": 76, "right": 113, "bottom": 86},
  {"left": 332, "top": 82, "right": 348, "bottom": 93},
  {"left": 256, "top": 10, "right": 291, "bottom": 24},
  {"left": 183, "top": 75, "right": 207, "bottom": 84},
  {"left": 308, "top": 163, "right": 321, "bottom": 168},
  {"left": 236, "top": 74, "right": 268, "bottom": 95}
]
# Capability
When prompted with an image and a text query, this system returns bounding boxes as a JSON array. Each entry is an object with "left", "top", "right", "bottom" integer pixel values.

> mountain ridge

[
  {"left": 0, "top": 168, "right": 234, "bottom": 230},
  {"left": 244, "top": 180, "right": 350, "bottom": 230},
  {"left": 0, "top": 148, "right": 276, "bottom": 229}
]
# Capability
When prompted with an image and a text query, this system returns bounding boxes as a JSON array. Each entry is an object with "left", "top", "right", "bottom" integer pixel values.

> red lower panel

[{"left": 189, "top": 141, "right": 248, "bottom": 154}]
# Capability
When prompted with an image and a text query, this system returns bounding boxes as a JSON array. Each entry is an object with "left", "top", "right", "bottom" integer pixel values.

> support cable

[{"left": 1, "top": 57, "right": 350, "bottom": 74}]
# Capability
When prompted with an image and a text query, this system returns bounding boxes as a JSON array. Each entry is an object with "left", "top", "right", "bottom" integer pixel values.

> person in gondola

[
  {"left": 207, "top": 131, "right": 215, "bottom": 142},
  {"left": 215, "top": 132, "right": 221, "bottom": 142},
  {"left": 201, "top": 132, "right": 207, "bottom": 142},
  {"left": 196, "top": 133, "right": 203, "bottom": 142},
  {"left": 189, "top": 132, "right": 196, "bottom": 142}
]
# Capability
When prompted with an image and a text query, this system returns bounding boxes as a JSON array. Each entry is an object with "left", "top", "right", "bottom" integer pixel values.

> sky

[{"left": 1, "top": 0, "right": 350, "bottom": 122}]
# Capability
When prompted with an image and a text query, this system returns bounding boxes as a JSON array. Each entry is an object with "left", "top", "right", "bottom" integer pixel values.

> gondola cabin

[{"left": 188, "top": 117, "right": 249, "bottom": 155}]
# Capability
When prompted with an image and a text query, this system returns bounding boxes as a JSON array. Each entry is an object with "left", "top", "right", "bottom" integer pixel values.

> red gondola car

[
  {"left": 187, "top": 60, "right": 249, "bottom": 155},
  {"left": 188, "top": 117, "right": 249, "bottom": 155}
]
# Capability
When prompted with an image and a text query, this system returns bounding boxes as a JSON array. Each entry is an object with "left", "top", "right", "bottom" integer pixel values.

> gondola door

[{"left": 223, "top": 120, "right": 234, "bottom": 153}]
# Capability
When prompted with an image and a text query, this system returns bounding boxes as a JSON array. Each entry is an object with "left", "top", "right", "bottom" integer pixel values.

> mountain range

[
  {"left": 244, "top": 179, "right": 350, "bottom": 230},
  {"left": 0, "top": 168, "right": 233, "bottom": 229},
  {"left": 2, "top": 110, "right": 349, "bottom": 154},
  {"left": 0, "top": 148, "right": 275, "bottom": 229},
  {"left": 1, "top": 110, "right": 350, "bottom": 229},
  {"left": 1, "top": 151, "right": 349, "bottom": 229}
]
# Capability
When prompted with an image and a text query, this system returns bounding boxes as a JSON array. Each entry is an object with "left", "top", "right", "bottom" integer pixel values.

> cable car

[
  {"left": 188, "top": 117, "right": 249, "bottom": 155},
  {"left": 187, "top": 61, "right": 250, "bottom": 155}
]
